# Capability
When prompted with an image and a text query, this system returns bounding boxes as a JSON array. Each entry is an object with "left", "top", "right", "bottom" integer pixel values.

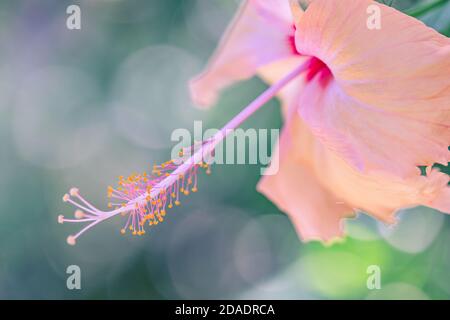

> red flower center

[{"left": 288, "top": 28, "right": 332, "bottom": 88}]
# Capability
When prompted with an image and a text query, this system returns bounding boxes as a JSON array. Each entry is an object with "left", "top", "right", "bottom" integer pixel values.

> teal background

[{"left": 0, "top": 0, "right": 449, "bottom": 299}]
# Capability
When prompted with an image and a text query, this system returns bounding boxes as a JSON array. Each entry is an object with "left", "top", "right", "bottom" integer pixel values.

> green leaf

[{"left": 406, "top": 0, "right": 449, "bottom": 17}]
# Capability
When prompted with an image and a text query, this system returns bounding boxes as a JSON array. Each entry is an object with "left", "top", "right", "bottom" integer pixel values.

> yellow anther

[
  {"left": 175, "top": 200, "right": 181, "bottom": 206},
  {"left": 120, "top": 229, "right": 126, "bottom": 235},
  {"left": 183, "top": 190, "right": 189, "bottom": 195},
  {"left": 168, "top": 204, "right": 173, "bottom": 209},
  {"left": 161, "top": 210, "right": 166, "bottom": 216},
  {"left": 108, "top": 203, "right": 112, "bottom": 208},
  {"left": 192, "top": 187, "right": 198, "bottom": 193}
]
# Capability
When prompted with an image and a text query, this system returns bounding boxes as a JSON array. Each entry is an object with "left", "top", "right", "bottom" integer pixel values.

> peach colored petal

[
  {"left": 259, "top": 112, "right": 449, "bottom": 242},
  {"left": 190, "top": 0, "right": 296, "bottom": 108},
  {"left": 313, "top": 143, "right": 450, "bottom": 223},
  {"left": 430, "top": 183, "right": 450, "bottom": 214},
  {"left": 290, "top": 114, "right": 450, "bottom": 223},
  {"left": 294, "top": 0, "right": 450, "bottom": 177},
  {"left": 297, "top": 77, "right": 448, "bottom": 177},
  {"left": 257, "top": 117, "right": 355, "bottom": 242}
]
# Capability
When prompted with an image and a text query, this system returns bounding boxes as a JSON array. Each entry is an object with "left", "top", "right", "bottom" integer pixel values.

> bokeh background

[{"left": 0, "top": 0, "right": 449, "bottom": 299}]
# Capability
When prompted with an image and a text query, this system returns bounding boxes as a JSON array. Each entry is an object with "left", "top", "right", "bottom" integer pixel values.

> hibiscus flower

[
  {"left": 59, "top": 0, "right": 449, "bottom": 245},
  {"left": 190, "top": 0, "right": 450, "bottom": 242}
]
